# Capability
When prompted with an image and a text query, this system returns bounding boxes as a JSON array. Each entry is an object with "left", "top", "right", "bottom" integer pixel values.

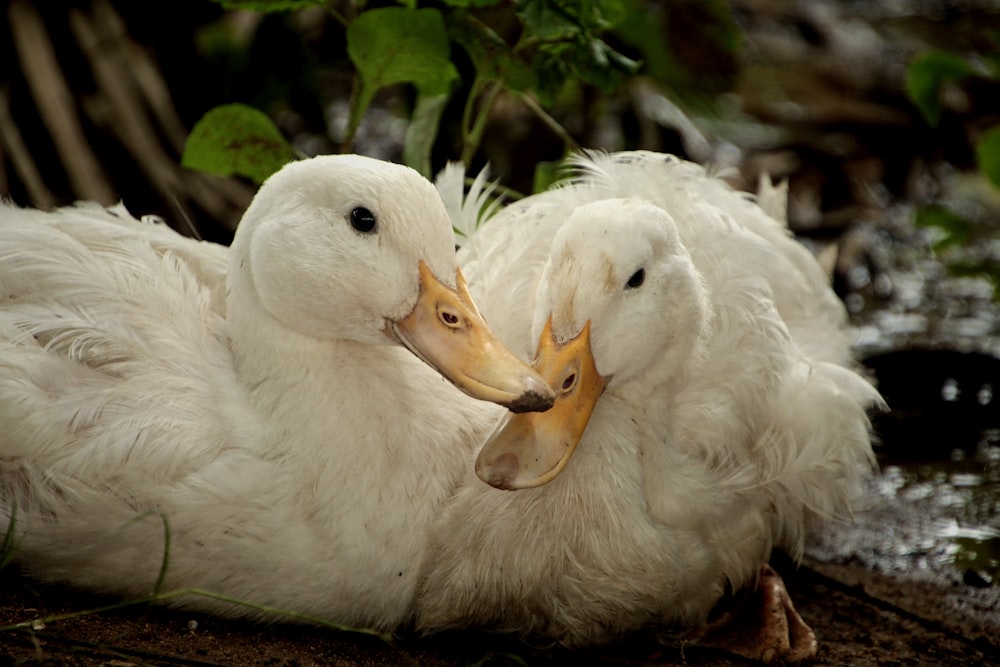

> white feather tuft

[{"left": 435, "top": 162, "right": 502, "bottom": 245}]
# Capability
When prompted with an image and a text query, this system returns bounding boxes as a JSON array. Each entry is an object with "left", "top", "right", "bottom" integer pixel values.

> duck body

[
  {"left": 417, "top": 388, "right": 727, "bottom": 645},
  {"left": 0, "top": 155, "right": 552, "bottom": 630},
  {"left": 416, "top": 151, "right": 881, "bottom": 653}
]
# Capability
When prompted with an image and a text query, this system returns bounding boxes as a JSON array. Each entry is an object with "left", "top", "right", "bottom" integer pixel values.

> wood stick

[
  {"left": 93, "top": 0, "right": 189, "bottom": 154},
  {"left": 0, "top": 86, "right": 57, "bottom": 209},
  {"left": 73, "top": 1, "right": 253, "bottom": 228},
  {"left": 7, "top": 0, "right": 116, "bottom": 204},
  {"left": 70, "top": 4, "right": 180, "bottom": 198}
]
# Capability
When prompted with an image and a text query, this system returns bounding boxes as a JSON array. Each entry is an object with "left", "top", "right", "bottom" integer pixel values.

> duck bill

[
  {"left": 390, "top": 261, "right": 554, "bottom": 413},
  {"left": 476, "top": 318, "right": 606, "bottom": 490}
]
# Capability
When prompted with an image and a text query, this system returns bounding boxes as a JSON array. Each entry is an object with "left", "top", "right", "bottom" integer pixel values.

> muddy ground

[{"left": 2, "top": 554, "right": 997, "bottom": 666}]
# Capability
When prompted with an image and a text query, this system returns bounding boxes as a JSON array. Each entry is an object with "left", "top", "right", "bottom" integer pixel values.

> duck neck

[
  {"left": 225, "top": 288, "right": 487, "bottom": 513},
  {"left": 223, "top": 290, "right": 499, "bottom": 626}
]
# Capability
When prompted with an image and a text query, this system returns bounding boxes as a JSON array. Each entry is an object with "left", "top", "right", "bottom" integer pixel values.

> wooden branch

[
  {"left": 73, "top": 0, "right": 253, "bottom": 229},
  {"left": 70, "top": 4, "right": 181, "bottom": 199},
  {"left": 0, "top": 86, "right": 56, "bottom": 209},
  {"left": 7, "top": 0, "right": 116, "bottom": 204},
  {"left": 93, "top": 0, "right": 189, "bottom": 155}
]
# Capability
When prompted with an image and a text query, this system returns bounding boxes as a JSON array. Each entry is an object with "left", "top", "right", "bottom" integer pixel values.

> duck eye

[
  {"left": 625, "top": 268, "right": 645, "bottom": 289},
  {"left": 349, "top": 207, "right": 377, "bottom": 233}
]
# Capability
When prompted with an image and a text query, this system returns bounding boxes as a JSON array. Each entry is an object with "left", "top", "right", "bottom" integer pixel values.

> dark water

[
  {"left": 809, "top": 201, "right": 1000, "bottom": 589},
  {"left": 810, "top": 448, "right": 1000, "bottom": 585}
]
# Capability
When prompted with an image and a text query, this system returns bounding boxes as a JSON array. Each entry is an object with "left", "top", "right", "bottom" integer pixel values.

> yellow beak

[
  {"left": 475, "top": 317, "right": 606, "bottom": 489},
  {"left": 390, "top": 261, "right": 555, "bottom": 413}
]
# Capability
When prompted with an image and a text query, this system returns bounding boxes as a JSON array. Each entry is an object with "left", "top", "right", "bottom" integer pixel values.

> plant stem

[
  {"left": 462, "top": 81, "right": 502, "bottom": 166},
  {"left": 516, "top": 92, "right": 580, "bottom": 152},
  {"left": 460, "top": 75, "right": 486, "bottom": 150},
  {"left": 324, "top": 0, "right": 350, "bottom": 28},
  {"left": 343, "top": 76, "right": 367, "bottom": 153}
]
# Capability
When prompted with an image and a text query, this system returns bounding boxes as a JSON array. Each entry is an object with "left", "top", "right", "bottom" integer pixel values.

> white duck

[
  {"left": 417, "top": 151, "right": 882, "bottom": 662},
  {"left": 0, "top": 154, "right": 554, "bottom": 631}
]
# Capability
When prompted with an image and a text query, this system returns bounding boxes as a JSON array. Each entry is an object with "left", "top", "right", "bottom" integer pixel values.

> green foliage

[
  {"left": 516, "top": 0, "right": 638, "bottom": 96},
  {"left": 906, "top": 50, "right": 977, "bottom": 127},
  {"left": 976, "top": 126, "right": 1000, "bottom": 189},
  {"left": 531, "top": 160, "right": 561, "bottom": 194},
  {"left": 916, "top": 203, "right": 1000, "bottom": 299},
  {"left": 443, "top": 0, "right": 505, "bottom": 7},
  {"left": 447, "top": 13, "right": 535, "bottom": 92},
  {"left": 915, "top": 203, "right": 975, "bottom": 251},
  {"left": 404, "top": 92, "right": 451, "bottom": 179},
  {"left": 346, "top": 7, "right": 459, "bottom": 171},
  {"left": 906, "top": 40, "right": 1000, "bottom": 300},
  {"left": 188, "top": 0, "right": 736, "bottom": 182},
  {"left": 347, "top": 8, "right": 458, "bottom": 102},
  {"left": 182, "top": 103, "right": 297, "bottom": 184}
]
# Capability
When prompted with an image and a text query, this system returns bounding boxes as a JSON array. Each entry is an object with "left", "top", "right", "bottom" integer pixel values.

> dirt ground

[{"left": 2, "top": 554, "right": 997, "bottom": 667}]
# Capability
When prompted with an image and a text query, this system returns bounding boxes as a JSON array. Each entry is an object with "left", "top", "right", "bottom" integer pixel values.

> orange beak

[
  {"left": 390, "top": 261, "right": 554, "bottom": 413},
  {"left": 475, "top": 317, "right": 606, "bottom": 489}
]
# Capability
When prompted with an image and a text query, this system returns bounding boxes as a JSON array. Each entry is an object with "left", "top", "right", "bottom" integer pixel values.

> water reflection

[
  {"left": 808, "top": 448, "right": 1000, "bottom": 586},
  {"left": 807, "top": 202, "right": 1000, "bottom": 588}
]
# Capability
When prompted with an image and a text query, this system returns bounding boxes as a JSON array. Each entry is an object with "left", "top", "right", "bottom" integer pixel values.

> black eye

[
  {"left": 625, "top": 268, "right": 645, "bottom": 289},
  {"left": 349, "top": 207, "right": 377, "bottom": 233}
]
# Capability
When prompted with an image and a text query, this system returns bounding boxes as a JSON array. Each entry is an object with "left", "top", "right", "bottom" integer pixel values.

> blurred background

[{"left": 1, "top": 0, "right": 998, "bottom": 638}]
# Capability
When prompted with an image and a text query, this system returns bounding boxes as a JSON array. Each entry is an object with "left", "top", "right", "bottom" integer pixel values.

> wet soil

[{"left": 2, "top": 554, "right": 997, "bottom": 667}]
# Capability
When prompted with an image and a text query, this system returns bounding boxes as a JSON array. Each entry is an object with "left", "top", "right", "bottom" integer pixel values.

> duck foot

[{"left": 693, "top": 564, "right": 817, "bottom": 663}]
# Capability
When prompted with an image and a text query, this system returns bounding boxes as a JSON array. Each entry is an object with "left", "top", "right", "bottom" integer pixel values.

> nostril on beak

[{"left": 438, "top": 307, "right": 462, "bottom": 328}]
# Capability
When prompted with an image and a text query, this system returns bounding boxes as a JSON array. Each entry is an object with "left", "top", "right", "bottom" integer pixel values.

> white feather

[
  {"left": 417, "top": 151, "right": 883, "bottom": 646},
  {"left": 435, "top": 162, "right": 501, "bottom": 245},
  {"left": 0, "top": 155, "right": 515, "bottom": 631}
]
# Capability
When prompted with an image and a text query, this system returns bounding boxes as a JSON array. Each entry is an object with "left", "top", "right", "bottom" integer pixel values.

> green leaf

[
  {"left": 975, "top": 125, "right": 1000, "bottom": 189},
  {"left": 348, "top": 8, "right": 459, "bottom": 97},
  {"left": 596, "top": 0, "right": 627, "bottom": 28},
  {"left": 346, "top": 8, "right": 459, "bottom": 143},
  {"left": 905, "top": 51, "right": 977, "bottom": 127},
  {"left": 532, "top": 160, "right": 561, "bottom": 193},
  {"left": 520, "top": 0, "right": 626, "bottom": 35},
  {"left": 182, "top": 104, "right": 296, "bottom": 185},
  {"left": 442, "top": 0, "right": 505, "bottom": 6},
  {"left": 519, "top": 0, "right": 580, "bottom": 41},
  {"left": 570, "top": 38, "right": 638, "bottom": 91},
  {"left": 210, "top": 0, "right": 322, "bottom": 11},
  {"left": 447, "top": 13, "right": 536, "bottom": 90},
  {"left": 516, "top": 0, "right": 640, "bottom": 96},
  {"left": 404, "top": 92, "right": 451, "bottom": 178},
  {"left": 914, "top": 203, "right": 975, "bottom": 251}
]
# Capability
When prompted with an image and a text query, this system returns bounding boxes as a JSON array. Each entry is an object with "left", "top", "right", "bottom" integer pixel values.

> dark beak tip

[{"left": 507, "top": 390, "right": 555, "bottom": 414}]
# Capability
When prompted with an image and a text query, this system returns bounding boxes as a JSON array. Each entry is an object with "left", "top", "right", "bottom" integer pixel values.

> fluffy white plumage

[
  {"left": 0, "top": 148, "right": 881, "bottom": 655},
  {"left": 434, "top": 161, "right": 501, "bottom": 245},
  {"left": 415, "top": 151, "right": 883, "bottom": 650},
  {"left": 0, "top": 154, "right": 551, "bottom": 631}
]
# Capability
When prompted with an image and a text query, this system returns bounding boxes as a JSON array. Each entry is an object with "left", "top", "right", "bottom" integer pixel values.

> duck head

[
  {"left": 476, "top": 198, "right": 710, "bottom": 488},
  {"left": 227, "top": 154, "right": 554, "bottom": 413}
]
